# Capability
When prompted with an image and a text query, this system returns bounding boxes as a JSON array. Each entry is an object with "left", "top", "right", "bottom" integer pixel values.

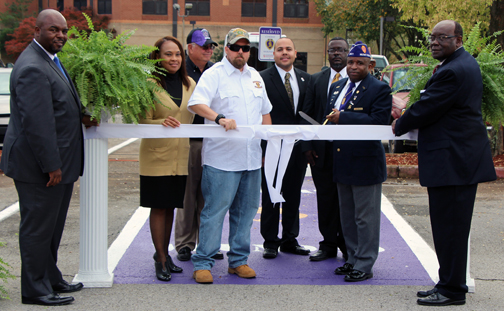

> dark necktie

[
  {"left": 339, "top": 81, "right": 356, "bottom": 111},
  {"left": 432, "top": 64, "right": 440, "bottom": 74},
  {"left": 285, "top": 72, "right": 294, "bottom": 110},
  {"left": 53, "top": 56, "right": 68, "bottom": 81}
]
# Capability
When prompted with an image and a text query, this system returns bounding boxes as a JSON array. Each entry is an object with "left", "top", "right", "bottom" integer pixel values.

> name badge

[{"left": 354, "top": 107, "right": 363, "bottom": 111}]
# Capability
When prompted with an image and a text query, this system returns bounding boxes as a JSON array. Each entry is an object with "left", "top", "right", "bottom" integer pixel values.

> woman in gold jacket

[{"left": 139, "top": 36, "right": 196, "bottom": 281}]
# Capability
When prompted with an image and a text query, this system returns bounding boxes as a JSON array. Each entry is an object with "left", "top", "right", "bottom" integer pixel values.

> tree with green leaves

[
  {"left": 394, "top": 23, "right": 504, "bottom": 154},
  {"left": 0, "top": 0, "right": 33, "bottom": 57},
  {"left": 313, "top": 0, "right": 426, "bottom": 61},
  {"left": 391, "top": 0, "right": 492, "bottom": 32}
]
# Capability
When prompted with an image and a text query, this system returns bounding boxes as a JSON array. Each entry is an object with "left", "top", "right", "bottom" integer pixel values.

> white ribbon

[{"left": 85, "top": 124, "right": 417, "bottom": 203}]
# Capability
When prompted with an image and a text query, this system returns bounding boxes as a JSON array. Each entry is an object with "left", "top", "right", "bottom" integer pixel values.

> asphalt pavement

[{"left": 0, "top": 138, "right": 503, "bottom": 310}]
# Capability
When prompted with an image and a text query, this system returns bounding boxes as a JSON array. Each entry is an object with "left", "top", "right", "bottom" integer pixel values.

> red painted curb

[{"left": 388, "top": 165, "right": 504, "bottom": 179}]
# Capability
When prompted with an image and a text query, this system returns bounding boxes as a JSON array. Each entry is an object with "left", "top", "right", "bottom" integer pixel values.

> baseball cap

[
  {"left": 186, "top": 28, "right": 217, "bottom": 47},
  {"left": 226, "top": 28, "right": 250, "bottom": 45}
]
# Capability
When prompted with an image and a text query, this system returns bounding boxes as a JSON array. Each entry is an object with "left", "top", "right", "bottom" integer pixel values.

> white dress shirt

[
  {"left": 275, "top": 64, "right": 300, "bottom": 112},
  {"left": 328, "top": 67, "right": 348, "bottom": 95},
  {"left": 333, "top": 79, "right": 362, "bottom": 111},
  {"left": 188, "top": 57, "right": 272, "bottom": 171}
]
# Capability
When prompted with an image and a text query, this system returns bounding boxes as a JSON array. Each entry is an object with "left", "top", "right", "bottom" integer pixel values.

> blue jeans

[{"left": 192, "top": 165, "right": 260, "bottom": 271}]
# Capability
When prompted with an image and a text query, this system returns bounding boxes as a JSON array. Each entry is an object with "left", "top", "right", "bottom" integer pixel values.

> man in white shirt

[
  {"left": 188, "top": 28, "right": 272, "bottom": 284},
  {"left": 259, "top": 37, "right": 312, "bottom": 259}
]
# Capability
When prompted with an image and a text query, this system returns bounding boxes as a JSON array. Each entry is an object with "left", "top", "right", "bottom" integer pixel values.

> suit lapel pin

[
  {"left": 301, "top": 77, "right": 305, "bottom": 82},
  {"left": 336, "top": 85, "right": 341, "bottom": 88},
  {"left": 356, "top": 90, "right": 360, "bottom": 94},
  {"left": 353, "top": 96, "right": 357, "bottom": 100},
  {"left": 334, "top": 91, "right": 340, "bottom": 95}
]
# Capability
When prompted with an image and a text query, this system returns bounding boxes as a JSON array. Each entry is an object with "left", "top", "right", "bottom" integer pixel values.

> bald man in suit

[{"left": 0, "top": 9, "right": 96, "bottom": 306}]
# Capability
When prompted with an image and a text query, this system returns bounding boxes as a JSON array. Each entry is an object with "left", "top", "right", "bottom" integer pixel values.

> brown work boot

[
  {"left": 193, "top": 270, "right": 213, "bottom": 284},
  {"left": 228, "top": 264, "right": 256, "bottom": 278}
]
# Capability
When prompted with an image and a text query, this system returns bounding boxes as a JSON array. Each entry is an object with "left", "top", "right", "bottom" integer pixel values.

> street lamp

[{"left": 173, "top": 3, "right": 193, "bottom": 42}]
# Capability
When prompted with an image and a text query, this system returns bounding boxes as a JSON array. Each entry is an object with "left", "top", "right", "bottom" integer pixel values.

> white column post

[{"left": 73, "top": 138, "right": 114, "bottom": 287}]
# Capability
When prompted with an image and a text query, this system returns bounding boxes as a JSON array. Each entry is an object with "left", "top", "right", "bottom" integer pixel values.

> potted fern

[
  {"left": 394, "top": 23, "right": 504, "bottom": 154},
  {"left": 59, "top": 13, "right": 164, "bottom": 123}
]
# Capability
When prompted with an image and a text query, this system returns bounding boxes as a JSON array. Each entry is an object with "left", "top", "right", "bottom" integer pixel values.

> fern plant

[
  {"left": 0, "top": 242, "right": 15, "bottom": 300},
  {"left": 59, "top": 13, "right": 164, "bottom": 123},
  {"left": 394, "top": 23, "right": 504, "bottom": 129}
]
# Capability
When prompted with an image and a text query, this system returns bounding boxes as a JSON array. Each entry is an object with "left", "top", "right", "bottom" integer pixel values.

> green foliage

[
  {"left": 312, "top": 0, "right": 426, "bottom": 61},
  {"left": 210, "top": 39, "right": 225, "bottom": 63},
  {"left": 59, "top": 13, "right": 164, "bottom": 123},
  {"left": 0, "top": 242, "right": 16, "bottom": 300},
  {"left": 395, "top": 23, "right": 504, "bottom": 129}
]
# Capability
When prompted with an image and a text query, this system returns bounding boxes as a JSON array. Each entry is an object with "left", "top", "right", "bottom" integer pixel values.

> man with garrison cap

[
  {"left": 174, "top": 28, "right": 225, "bottom": 262},
  {"left": 188, "top": 28, "right": 272, "bottom": 284},
  {"left": 325, "top": 41, "right": 392, "bottom": 282}
]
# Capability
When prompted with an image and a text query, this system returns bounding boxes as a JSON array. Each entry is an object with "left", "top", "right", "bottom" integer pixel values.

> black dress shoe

[
  {"left": 280, "top": 245, "right": 310, "bottom": 255},
  {"left": 211, "top": 251, "right": 224, "bottom": 260},
  {"left": 417, "top": 287, "right": 438, "bottom": 298},
  {"left": 165, "top": 255, "right": 183, "bottom": 273},
  {"left": 52, "top": 280, "right": 84, "bottom": 293},
  {"left": 177, "top": 246, "right": 192, "bottom": 261},
  {"left": 344, "top": 269, "right": 373, "bottom": 282},
  {"left": 263, "top": 248, "right": 278, "bottom": 259},
  {"left": 417, "top": 292, "right": 466, "bottom": 306},
  {"left": 22, "top": 293, "right": 74, "bottom": 306},
  {"left": 309, "top": 250, "right": 337, "bottom": 261},
  {"left": 154, "top": 261, "right": 171, "bottom": 281},
  {"left": 334, "top": 263, "right": 353, "bottom": 275}
]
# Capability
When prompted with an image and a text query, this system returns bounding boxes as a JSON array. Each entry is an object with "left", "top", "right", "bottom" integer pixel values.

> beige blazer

[{"left": 139, "top": 77, "right": 196, "bottom": 176}]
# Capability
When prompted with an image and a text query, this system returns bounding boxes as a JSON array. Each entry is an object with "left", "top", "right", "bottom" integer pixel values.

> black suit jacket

[
  {"left": 260, "top": 65, "right": 311, "bottom": 124},
  {"left": 300, "top": 68, "right": 331, "bottom": 166},
  {"left": 326, "top": 74, "right": 392, "bottom": 185},
  {"left": 395, "top": 47, "right": 496, "bottom": 187},
  {"left": 0, "top": 41, "right": 84, "bottom": 184}
]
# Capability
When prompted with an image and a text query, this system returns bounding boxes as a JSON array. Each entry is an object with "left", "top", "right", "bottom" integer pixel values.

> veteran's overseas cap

[{"left": 348, "top": 41, "right": 371, "bottom": 58}]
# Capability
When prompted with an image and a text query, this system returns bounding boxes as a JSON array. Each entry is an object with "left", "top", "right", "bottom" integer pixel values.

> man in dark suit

[
  {"left": 393, "top": 20, "right": 496, "bottom": 306},
  {"left": 0, "top": 9, "right": 95, "bottom": 306},
  {"left": 301, "top": 37, "right": 349, "bottom": 262},
  {"left": 326, "top": 41, "right": 391, "bottom": 282},
  {"left": 259, "top": 37, "right": 311, "bottom": 258}
]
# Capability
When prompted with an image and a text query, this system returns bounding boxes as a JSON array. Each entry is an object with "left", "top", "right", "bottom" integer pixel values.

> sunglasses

[{"left": 227, "top": 44, "right": 251, "bottom": 53}]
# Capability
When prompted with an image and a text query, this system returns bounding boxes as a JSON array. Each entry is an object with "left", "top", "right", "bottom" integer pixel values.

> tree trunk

[{"left": 491, "top": 124, "right": 504, "bottom": 156}]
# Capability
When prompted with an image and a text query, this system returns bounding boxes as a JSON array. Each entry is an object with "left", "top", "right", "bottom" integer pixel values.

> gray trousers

[
  {"left": 337, "top": 182, "right": 382, "bottom": 274},
  {"left": 175, "top": 140, "right": 204, "bottom": 251}
]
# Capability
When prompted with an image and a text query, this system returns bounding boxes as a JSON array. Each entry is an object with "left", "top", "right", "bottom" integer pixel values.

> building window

[
  {"left": 242, "top": 0, "right": 266, "bottom": 17},
  {"left": 57, "top": 0, "right": 64, "bottom": 12},
  {"left": 186, "top": 0, "right": 210, "bottom": 16},
  {"left": 74, "top": 0, "right": 87, "bottom": 10},
  {"left": 98, "top": 0, "right": 112, "bottom": 14},
  {"left": 284, "top": 0, "right": 308, "bottom": 18},
  {"left": 143, "top": 0, "right": 167, "bottom": 15}
]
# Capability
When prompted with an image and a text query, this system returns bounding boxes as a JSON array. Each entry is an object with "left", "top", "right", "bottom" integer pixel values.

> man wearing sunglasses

[
  {"left": 393, "top": 20, "right": 496, "bottom": 306},
  {"left": 174, "top": 28, "right": 225, "bottom": 262},
  {"left": 188, "top": 28, "right": 272, "bottom": 284},
  {"left": 259, "top": 37, "right": 312, "bottom": 259}
]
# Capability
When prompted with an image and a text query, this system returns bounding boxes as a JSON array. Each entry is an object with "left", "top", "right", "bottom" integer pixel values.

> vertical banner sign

[{"left": 259, "top": 27, "right": 282, "bottom": 61}]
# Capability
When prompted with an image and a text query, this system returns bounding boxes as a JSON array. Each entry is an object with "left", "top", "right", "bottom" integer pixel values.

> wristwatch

[{"left": 215, "top": 114, "right": 225, "bottom": 125}]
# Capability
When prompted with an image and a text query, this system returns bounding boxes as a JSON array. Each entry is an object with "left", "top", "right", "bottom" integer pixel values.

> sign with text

[{"left": 259, "top": 27, "right": 282, "bottom": 62}]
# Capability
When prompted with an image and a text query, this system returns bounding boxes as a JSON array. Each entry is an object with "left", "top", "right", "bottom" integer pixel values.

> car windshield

[
  {"left": 0, "top": 72, "right": 10, "bottom": 95},
  {"left": 392, "top": 68, "right": 412, "bottom": 92},
  {"left": 374, "top": 58, "right": 387, "bottom": 70}
]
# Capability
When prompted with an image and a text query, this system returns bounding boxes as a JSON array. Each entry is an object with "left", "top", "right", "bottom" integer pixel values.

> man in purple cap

[
  {"left": 174, "top": 28, "right": 224, "bottom": 262},
  {"left": 325, "top": 41, "right": 392, "bottom": 282}
]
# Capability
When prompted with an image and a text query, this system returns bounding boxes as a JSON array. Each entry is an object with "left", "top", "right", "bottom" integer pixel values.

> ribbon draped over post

[{"left": 85, "top": 124, "right": 417, "bottom": 203}]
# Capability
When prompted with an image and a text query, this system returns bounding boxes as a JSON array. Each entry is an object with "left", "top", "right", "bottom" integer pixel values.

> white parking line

[
  {"left": 0, "top": 138, "right": 139, "bottom": 223},
  {"left": 381, "top": 194, "right": 439, "bottom": 284}
]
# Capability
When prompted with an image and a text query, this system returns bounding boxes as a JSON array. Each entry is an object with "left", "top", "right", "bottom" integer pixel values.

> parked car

[
  {"left": 0, "top": 67, "right": 12, "bottom": 149},
  {"left": 380, "top": 63, "right": 426, "bottom": 153},
  {"left": 371, "top": 54, "right": 389, "bottom": 72}
]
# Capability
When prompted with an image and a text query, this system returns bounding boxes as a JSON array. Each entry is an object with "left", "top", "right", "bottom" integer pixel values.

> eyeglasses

[
  {"left": 201, "top": 45, "right": 215, "bottom": 51},
  {"left": 227, "top": 44, "right": 251, "bottom": 53},
  {"left": 327, "top": 48, "right": 348, "bottom": 54},
  {"left": 429, "top": 35, "right": 458, "bottom": 43}
]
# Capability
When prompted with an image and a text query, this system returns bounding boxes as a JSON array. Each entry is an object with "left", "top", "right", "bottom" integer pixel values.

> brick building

[{"left": 1, "top": 0, "right": 327, "bottom": 73}]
